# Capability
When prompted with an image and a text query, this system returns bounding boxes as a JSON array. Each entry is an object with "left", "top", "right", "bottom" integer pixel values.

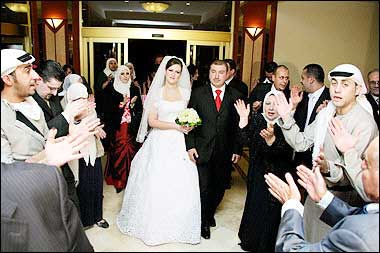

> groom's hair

[{"left": 210, "top": 59, "right": 228, "bottom": 70}]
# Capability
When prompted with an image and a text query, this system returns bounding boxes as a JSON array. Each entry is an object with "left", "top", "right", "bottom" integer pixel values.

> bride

[{"left": 116, "top": 56, "right": 201, "bottom": 246}]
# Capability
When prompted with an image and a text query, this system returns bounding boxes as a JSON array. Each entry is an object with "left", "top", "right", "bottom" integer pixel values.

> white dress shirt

[
  {"left": 211, "top": 84, "right": 226, "bottom": 101},
  {"left": 305, "top": 86, "right": 325, "bottom": 126}
]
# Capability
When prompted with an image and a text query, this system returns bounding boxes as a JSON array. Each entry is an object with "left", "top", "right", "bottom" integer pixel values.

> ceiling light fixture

[
  {"left": 141, "top": 2, "right": 170, "bottom": 13},
  {"left": 180, "top": 11, "right": 184, "bottom": 15},
  {"left": 186, "top": 2, "right": 190, "bottom": 6},
  {"left": 4, "top": 3, "right": 28, "bottom": 13}
]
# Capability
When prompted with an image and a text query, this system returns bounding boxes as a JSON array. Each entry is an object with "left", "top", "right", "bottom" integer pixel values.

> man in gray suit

[
  {"left": 264, "top": 135, "right": 379, "bottom": 252},
  {"left": 1, "top": 128, "right": 95, "bottom": 252}
]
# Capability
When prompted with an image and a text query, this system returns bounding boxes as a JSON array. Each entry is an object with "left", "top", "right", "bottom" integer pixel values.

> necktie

[{"left": 215, "top": 89, "right": 222, "bottom": 111}]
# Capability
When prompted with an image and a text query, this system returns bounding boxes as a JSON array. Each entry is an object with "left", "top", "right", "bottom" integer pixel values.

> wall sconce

[
  {"left": 46, "top": 18, "right": 63, "bottom": 31},
  {"left": 4, "top": 3, "right": 28, "bottom": 13},
  {"left": 141, "top": 2, "right": 170, "bottom": 13},
  {"left": 246, "top": 27, "right": 263, "bottom": 38}
]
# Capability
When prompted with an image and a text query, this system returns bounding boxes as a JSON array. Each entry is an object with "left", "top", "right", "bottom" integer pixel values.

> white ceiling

[{"left": 86, "top": 1, "right": 230, "bottom": 26}]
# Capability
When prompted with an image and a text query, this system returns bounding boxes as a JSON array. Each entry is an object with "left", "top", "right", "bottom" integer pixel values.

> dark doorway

[{"left": 127, "top": 39, "right": 186, "bottom": 83}]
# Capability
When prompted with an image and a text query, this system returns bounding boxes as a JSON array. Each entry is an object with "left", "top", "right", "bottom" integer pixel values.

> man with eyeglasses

[
  {"left": 365, "top": 68, "right": 379, "bottom": 128},
  {"left": 247, "top": 64, "right": 291, "bottom": 113}
]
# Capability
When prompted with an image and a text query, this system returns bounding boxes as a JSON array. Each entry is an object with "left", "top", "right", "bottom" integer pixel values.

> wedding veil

[{"left": 136, "top": 56, "right": 191, "bottom": 143}]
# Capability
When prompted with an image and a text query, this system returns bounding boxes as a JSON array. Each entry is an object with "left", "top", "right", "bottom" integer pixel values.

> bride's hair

[{"left": 165, "top": 57, "right": 183, "bottom": 71}]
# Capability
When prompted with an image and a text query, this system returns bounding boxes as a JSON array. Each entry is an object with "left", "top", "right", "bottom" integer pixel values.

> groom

[{"left": 186, "top": 59, "right": 243, "bottom": 239}]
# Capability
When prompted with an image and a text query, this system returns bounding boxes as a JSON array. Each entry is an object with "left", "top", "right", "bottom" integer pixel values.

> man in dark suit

[
  {"left": 293, "top": 64, "right": 330, "bottom": 170},
  {"left": 224, "top": 59, "right": 249, "bottom": 98},
  {"left": 264, "top": 135, "right": 379, "bottom": 252},
  {"left": 33, "top": 60, "right": 87, "bottom": 137},
  {"left": 33, "top": 60, "right": 88, "bottom": 211},
  {"left": 1, "top": 127, "right": 95, "bottom": 252},
  {"left": 365, "top": 68, "right": 379, "bottom": 128},
  {"left": 247, "top": 65, "right": 291, "bottom": 113},
  {"left": 186, "top": 60, "right": 243, "bottom": 239},
  {"left": 258, "top": 61, "right": 278, "bottom": 84}
]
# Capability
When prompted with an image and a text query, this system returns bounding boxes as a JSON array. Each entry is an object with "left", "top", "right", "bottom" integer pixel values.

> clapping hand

[
  {"left": 252, "top": 101, "right": 262, "bottom": 112},
  {"left": 316, "top": 100, "right": 329, "bottom": 114},
  {"left": 264, "top": 172, "right": 301, "bottom": 204},
  {"left": 88, "top": 94, "right": 95, "bottom": 103},
  {"left": 69, "top": 113, "right": 101, "bottom": 137},
  {"left": 296, "top": 165, "right": 327, "bottom": 202},
  {"left": 63, "top": 99, "right": 89, "bottom": 122},
  {"left": 95, "top": 124, "right": 107, "bottom": 139},
  {"left": 313, "top": 146, "right": 329, "bottom": 174},
  {"left": 274, "top": 92, "right": 293, "bottom": 121},
  {"left": 260, "top": 123, "right": 275, "bottom": 145},
  {"left": 130, "top": 95, "right": 138, "bottom": 108},
  {"left": 328, "top": 117, "right": 358, "bottom": 154},
  {"left": 234, "top": 99, "right": 250, "bottom": 128},
  {"left": 43, "top": 128, "right": 91, "bottom": 167},
  {"left": 290, "top": 86, "right": 303, "bottom": 110}
]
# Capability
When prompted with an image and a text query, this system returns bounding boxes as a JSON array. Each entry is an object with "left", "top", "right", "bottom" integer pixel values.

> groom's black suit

[{"left": 185, "top": 83, "right": 243, "bottom": 228}]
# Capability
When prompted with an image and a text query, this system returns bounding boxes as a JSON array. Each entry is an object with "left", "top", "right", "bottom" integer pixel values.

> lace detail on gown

[{"left": 116, "top": 95, "right": 201, "bottom": 246}]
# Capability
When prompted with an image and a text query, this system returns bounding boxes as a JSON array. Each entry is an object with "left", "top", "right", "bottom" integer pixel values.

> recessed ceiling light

[
  {"left": 180, "top": 11, "right": 184, "bottom": 14},
  {"left": 129, "top": 9, "right": 133, "bottom": 12},
  {"left": 124, "top": 1, "right": 129, "bottom": 2},
  {"left": 186, "top": 2, "right": 190, "bottom": 6}
]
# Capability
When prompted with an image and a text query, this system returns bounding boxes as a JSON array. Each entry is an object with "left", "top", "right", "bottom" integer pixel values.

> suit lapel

[
  {"left": 219, "top": 86, "right": 231, "bottom": 114},
  {"left": 309, "top": 87, "right": 330, "bottom": 124},
  {"left": 206, "top": 85, "right": 218, "bottom": 114},
  {"left": 33, "top": 93, "right": 53, "bottom": 117}
]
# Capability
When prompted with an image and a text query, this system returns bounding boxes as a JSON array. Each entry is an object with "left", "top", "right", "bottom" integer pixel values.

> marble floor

[{"left": 85, "top": 156, "right": 248, "bottom": 252}]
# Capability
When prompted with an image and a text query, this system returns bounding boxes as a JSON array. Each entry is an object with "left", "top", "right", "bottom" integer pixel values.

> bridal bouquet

[{"left": 175, "top": 108, "right": 202, "bottom": 127}]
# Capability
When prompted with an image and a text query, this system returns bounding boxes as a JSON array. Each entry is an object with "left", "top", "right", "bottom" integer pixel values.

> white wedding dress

[{"left": 116, "top": 92, "right": 201, "bottom": 246}]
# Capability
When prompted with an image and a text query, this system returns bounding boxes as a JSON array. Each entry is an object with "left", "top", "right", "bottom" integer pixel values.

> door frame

[{"left": 81, "top": 27, "right": 231, "bottom": 90}]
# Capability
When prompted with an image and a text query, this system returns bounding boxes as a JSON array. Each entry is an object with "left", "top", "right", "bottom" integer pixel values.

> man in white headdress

[
  {"left": 275, "top": 63, "right": 378, "bottom": 242},
  {"left": 1, "top": 49, "right": 50, "bottom": 163},
  {"left": 1, "top": 49, "right": 101, "bottom": 211}
]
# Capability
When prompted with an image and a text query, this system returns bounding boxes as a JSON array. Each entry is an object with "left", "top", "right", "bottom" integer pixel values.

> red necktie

[{"left": 215, "top": 89, "right": 222, "bottom": 111}]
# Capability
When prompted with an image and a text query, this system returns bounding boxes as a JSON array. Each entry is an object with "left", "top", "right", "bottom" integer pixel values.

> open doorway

[{"left": 128, "top": 39, "right": 186, "bottom": 83}]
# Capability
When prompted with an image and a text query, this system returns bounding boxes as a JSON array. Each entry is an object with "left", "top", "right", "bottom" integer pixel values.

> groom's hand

[{"left": 188, "top": 148, "right": 199, "bottom": 163}]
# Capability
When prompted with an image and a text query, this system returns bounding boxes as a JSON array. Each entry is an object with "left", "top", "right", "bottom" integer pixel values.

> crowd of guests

[{"left": 1, "top": 47, "right": 379, "bottom": 252}]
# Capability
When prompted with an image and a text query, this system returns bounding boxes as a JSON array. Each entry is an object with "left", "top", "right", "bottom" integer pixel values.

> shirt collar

[
  {"left": 211, "top": 83, "right": 226, "bottom": 94},
  {"left": 308, "top": 85, "right": 325, "bottom": 100},
  {"left": 225, "top": 76, "right": 233, "bottom": 85}
]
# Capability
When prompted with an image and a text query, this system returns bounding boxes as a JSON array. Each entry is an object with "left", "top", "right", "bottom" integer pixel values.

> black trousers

[
  {"left": 197, "top": 152, "right": 230, "bottom": 227},
  {"left": 61, "top": 164, "right": 81, "bottom": 213}
]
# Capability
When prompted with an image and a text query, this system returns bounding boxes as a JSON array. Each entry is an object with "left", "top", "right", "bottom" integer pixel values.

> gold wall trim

[{"left": 81, "top": 27, "right": 231, "bottom": 42}]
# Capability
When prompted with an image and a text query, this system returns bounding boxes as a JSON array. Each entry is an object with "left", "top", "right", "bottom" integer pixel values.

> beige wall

[{"left": 274, "top": 1, "right": 379, "bottom": 87}]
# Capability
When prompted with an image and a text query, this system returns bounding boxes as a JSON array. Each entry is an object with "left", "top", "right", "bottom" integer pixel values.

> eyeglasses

[{"left": 369, "top": 80, "right": 379, "bottom": 86}]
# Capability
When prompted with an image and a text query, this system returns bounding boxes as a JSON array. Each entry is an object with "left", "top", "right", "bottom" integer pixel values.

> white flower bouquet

[{"left": 175, "top": 108, "right": 202, "bottom": 127}]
